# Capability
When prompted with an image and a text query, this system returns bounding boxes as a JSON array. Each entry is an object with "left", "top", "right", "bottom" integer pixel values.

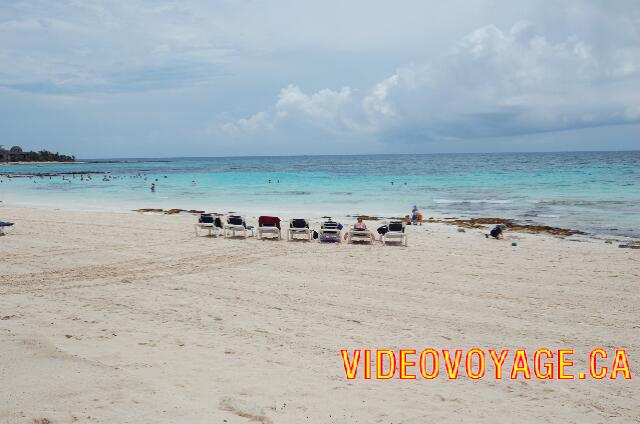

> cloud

[
  {"left": 224, "top": 84, "right": 359, "bottom": 135},
  {"left": 276, "top": 85, "right": 351, "bottom": 119},
  {"left": 363, "top": 74, "right": 399, "bottom": 118},
  {"left": 225, "top": 21, "right": 640, "bottom": 145},
  {"left": 1, "top": 1, "right": 639, "bottom": 156},
  {"left": 223, "top": 111, "right": 271, "bottom": 133},
  {"left": 0, "top": 1, "right": 236, "bottom": 92}
]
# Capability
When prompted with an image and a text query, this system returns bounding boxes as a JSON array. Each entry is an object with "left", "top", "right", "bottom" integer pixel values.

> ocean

[{"left": 1, "top": 151, "right": 639, "bottom": 238}]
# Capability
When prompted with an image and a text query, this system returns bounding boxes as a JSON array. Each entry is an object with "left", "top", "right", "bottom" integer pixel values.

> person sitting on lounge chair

[
  {"left": 353, "top": 217, "right": 367, "bottom": 230},
  {"left": 346, "top": 217, "right": 375, "bottom": 243}
]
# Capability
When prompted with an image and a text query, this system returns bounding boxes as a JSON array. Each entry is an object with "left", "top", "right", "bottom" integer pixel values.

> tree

[{"left": 26, "top": 149, "right": 75, "bottom": 162}]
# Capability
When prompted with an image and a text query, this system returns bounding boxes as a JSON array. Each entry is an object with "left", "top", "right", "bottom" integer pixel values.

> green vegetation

[
  {"left": 27, "top": 150, "right": 75, "bottom": 162},
  {"left": 0, "top": 145, "right": 75, "bottom": 162}
]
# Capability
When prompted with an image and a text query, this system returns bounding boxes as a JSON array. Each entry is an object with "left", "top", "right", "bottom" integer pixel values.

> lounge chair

[
  {"left": 319, "top": 219, "right": 342, "bottom": 243},
  {"left": 223, "top": 215, "right": 250, "bottom": 238},
  {"left": 257, "top": 216, "right": 281, "bottom": 239},
  {"left": 194, "top": 214, "right": 221, "bottom": 237},
  {"left": 0, "top": 221, "right": 14, "bottom": 236},
  {"left": 287, "top": 219, "right": 311, "bottom": 241},
  {"left": 347, "top": 226, "right": 375, "bottom": 244},
  {"left": 382, "top": 221, "right": 407, "bottom": 246}
]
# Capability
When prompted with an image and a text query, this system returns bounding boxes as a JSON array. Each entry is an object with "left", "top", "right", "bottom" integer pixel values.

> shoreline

[
  {"left": 1, "top": 152, "right": 637, "bottom": 241},
  {"left": 0, "top": 161, "right": 83, "bottom": 165},
  {"left": 2, "top": 202, "right": 635, "bottom": 243},
  {"left": 133, "top": 208, "right": 590, "bottom": 238},
  {"left": 0, "top": 159, "right": 173, "bottom": 166},
  {"left": 0, "top": 171, "right": 105, "bottom": 177}
]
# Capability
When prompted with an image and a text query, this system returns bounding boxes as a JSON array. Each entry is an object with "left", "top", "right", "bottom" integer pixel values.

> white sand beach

[{"left": 1, "top": 206, "right": 639, "bottom": 423}]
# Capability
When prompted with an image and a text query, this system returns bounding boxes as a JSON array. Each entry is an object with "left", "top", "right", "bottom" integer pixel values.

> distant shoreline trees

[
  {"left": 27, "top": 150, "right": 76, "bottom": 162},
  {"left": 0, "top": 145, "right": 75, "bottom": 162}
]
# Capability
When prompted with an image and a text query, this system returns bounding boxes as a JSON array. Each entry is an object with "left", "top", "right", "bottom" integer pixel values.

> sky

[{"left": 0, "top": 0, "right": 639, "bottom": 158}]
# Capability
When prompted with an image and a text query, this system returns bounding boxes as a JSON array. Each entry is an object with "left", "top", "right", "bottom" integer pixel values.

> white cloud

[
  {"left": 275, "top": 85, "right": 353, "bottom": 124},
  {"left": 0, "top": 1, "right": 236, "bottom": 91},
  {"left": 363, "top": 74, "right": 399, "bottom": 118},
  {"left": 224, "top": 84, "right": 359, "bottom": 135},
  {"left": 225, "top": 21, "right": 640, "bottom": 144},
  {"left": 223, "top": 111, "right": 271, "bottom": 133}
]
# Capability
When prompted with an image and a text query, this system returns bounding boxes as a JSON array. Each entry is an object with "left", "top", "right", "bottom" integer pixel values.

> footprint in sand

[{"left": 219, "top": 397, "right": 273, "bottom": 424}]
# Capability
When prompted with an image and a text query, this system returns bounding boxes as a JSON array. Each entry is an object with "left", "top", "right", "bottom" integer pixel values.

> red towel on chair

[{"left": 258, "top": 216, "right": 281, "bottom": 229}]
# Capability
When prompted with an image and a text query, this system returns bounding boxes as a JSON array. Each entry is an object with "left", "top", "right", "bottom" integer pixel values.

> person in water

[
  {"left": 150, "top": 183, "right": 156, "bottom": 192},
  {"left": 487, "top": 224, "right": 506, "bottom": 239}
]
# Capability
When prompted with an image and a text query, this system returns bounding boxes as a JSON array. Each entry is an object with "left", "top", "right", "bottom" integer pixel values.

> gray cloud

[
  {"left": 0, "top": 0, "right": 638, "bottom": 156},
  {"left": 226, "top": 20, "right": 640, "bottom": 147}
]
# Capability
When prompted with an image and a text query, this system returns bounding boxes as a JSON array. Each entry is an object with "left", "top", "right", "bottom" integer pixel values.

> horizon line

[{"left": 76, "top": 149, "right": 640, "bottom": 161}]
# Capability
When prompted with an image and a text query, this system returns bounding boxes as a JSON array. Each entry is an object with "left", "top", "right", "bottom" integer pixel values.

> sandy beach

[{"left": 1, "top": 206, "right": 639, "bottom": 423}]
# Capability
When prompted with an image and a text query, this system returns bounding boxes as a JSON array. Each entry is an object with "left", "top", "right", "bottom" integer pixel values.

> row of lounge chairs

[{"left": 195, "top": 215, "right": 407, "bottom": 245}]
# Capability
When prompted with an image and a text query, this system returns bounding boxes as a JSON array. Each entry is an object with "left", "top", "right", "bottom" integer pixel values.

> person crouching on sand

[{"left": 486, "top": 224, "right": 506, "bottom": 239}]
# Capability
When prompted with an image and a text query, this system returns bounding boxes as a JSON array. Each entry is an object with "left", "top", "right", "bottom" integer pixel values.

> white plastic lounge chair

[
  {"left": 194, "top": 214, "right": 221, "bottom": 237},
  {"left": 287, "top": 219, "right": 311, "bottom": 241},
  {"left": 382, "top": 221, "right": 407, "bottom": 246},
  {"left": 223, "top": 215, "right": 249, "bottom": 238},
  {"left": 319, "top": 219, "right": 342, "bottom": 243},
  {"left": 257, "top": 216, "right": 281, "bottom": 240},
  {"left": 347, "top": 226, "right": 375, "bottom": 244},
  {"left": 0, "top": 221, "right": 14, "bottom": 236}
]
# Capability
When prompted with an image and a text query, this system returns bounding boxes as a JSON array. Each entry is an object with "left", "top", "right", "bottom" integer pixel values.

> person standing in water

[{"left": 150, "top": 182, "right": 156, "bottom": 192}]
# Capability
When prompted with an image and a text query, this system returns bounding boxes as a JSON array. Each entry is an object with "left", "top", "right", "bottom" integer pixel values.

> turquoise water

[{"left": 1, "top": 151, "right": 639, "bottom": 238}]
